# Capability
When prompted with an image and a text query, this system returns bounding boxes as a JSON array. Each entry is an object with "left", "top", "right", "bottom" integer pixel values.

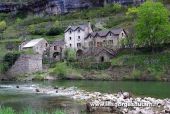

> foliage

[
  {"left": 53, "top": 62, "right": 67, "bottom": 78},
  {"left": 0, "top": 107, "right": 65, "bottom": 114},
  {"left": 0, "top": 107, "right": 15, "bottom": 114},
  {"left": 112, "top": 3, "right": 122, "bottom": 12},
  {"left": 0, "top": 20, "right": 7, "bottom": 31},
  {"left": 69, "top": 61, "right": 111, "bottom": 70},
  {"left": 2, "top": 52, "right": 21, "bottom": 72},
  {"left": 46, "top": 27, "right": 63, "bottom": 36},
  {"left": 126, "top": 7, "right": 138, "bottom": 19},
  {"left": 135, "top": 1, "right": 170, "bottom": 48},
  {"left": 16, "top": 18, "right": 22, "bottom": 24},
  {"left": 65, "top": 48, "right": 76, "bottom": 62},
  {"left": 131, "top": 69, "right": 142, "bottom": 80}
]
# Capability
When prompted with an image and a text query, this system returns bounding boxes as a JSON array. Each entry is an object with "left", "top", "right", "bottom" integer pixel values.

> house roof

[
  {"left": 64, "top": 24, "right": 88, "bottom": 33},
  {"left": 23, "top": 38, "right": 45, "bottom": 48},
  {"left": 83, "top": 47, "right": 117, "bottom": 57},
  {"left": 85, "top": 28, "right": 125, "bottom": 40},
  {"left": 51, "top": 39, "right": 65, "bottom": 46}
]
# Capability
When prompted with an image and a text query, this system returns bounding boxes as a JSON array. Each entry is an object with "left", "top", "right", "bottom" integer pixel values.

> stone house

[
  {"left": 21, "top": 38, "right": 48, "bottom": 55},
  {"left": 84, "top": 28, "right": 127, "bottom": 49},
  {"left": 83, "top": 47, "right": 118, "bottom": 62},
  {"left": 49, "top": 39, "right": 65, "bottom": 61},
  {"left": 64, "top": 23, "right": 93, "bottom": 52}
]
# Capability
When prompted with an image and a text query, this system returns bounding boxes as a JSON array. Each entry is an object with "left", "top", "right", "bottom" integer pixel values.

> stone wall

[{"left": 7, "top": 54, "right": 42, "bottom": 77}]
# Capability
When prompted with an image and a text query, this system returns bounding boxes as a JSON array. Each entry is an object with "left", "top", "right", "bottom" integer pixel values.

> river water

[{"left": 0, "top": 80, "right": 170, "bottom": 113}]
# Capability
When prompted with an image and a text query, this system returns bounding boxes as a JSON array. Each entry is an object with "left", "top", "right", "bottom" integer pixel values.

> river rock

[{"left": 35, "top": 89, "right": 40, "bottom": 92}]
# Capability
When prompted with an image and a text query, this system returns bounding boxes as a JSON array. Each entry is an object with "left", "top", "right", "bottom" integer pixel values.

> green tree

[
  {"left": 0, "top": 20, "right": 7, "bottom": 31},
  {"left": 65, "top": 48, "right": 76, "bottom": 62},
  {"left": 135, "top": 1, "right": 170, "bottom": 51},
  {"left": 126, "top": 7, "right": 138, "bottom": 20}
]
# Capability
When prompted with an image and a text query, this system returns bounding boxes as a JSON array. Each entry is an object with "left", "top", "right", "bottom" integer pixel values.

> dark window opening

[
  {"left": 54, "top": 46, "right": 57, "bottom": 50},
  {"left": 100, "top": 56, "right": 105, "bottom": 62}
]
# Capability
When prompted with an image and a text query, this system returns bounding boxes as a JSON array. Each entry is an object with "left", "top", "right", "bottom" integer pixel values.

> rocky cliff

[{"left": 0, "top": 0, "right": 145, "bottom": 15}]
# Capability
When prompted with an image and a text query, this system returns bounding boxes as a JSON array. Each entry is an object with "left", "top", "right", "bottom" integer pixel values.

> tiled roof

[
  {"left": 85, "top": 28, "right": 124, "bottom": 39},
  {"left": 64, "top": 24, "right": 88, "bottom": 32}
]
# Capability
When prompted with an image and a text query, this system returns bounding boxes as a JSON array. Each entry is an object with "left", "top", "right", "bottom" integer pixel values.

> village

[
  {"left": 0, "top": 0, "right": 170, "bottom": 114},
  {"left": 8, "top": 22, "right": 127, "bottom": 76}
]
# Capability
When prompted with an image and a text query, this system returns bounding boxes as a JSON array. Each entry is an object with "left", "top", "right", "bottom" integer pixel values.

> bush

[
  {"left": 53, "top": 62, "right": 67, "bottom": 78},
  {"left": 131, "top": 69, "right": 142, "bottom": 80},
  {"left": 0, "top": 20, "right": 7, "bottom": 31},
  {"left": 2, "top": 52, "right": 21, "bottom": 72},
  {"left": 46, "top": 27, "right": 63, "bottom": 36},
  {"left": 65, "top": 49, "right": 76, "bottom": 62},
  {"left": 0, "top": 107, "right": 15, "bottom": 114}
]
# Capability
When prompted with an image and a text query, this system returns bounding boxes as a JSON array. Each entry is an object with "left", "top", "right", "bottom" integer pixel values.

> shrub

[
  {"left": 65, "top": 49, "right": 76, "bottom": 62},
  {"left": 2, "top": 52, "right": 21, "bottom": 72},
  {"left": 131, "top": 69, "right": 142, "bottom": 80},
  {"left": 0, "top": 20, "right": 7, "bottom": 31},
  {"left": 53, "top": 62, "right": 67, "bottom": 78},
  {"left": 0, "top": 107, "right": 15, "bottom": 114},
  {"left": 46, "top": 27, "right": 63, "bottom": 36}
]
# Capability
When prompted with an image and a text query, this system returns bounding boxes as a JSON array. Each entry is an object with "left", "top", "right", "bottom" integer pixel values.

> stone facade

[
  {"left": 21, "top": 38, "right": 48, "bottom": 55},
  {"left": 7, "top": 54, "right": 42, "bottom": 77},
  {"left": 49, "top": 39, "right": 65, "bottom": 61},
  {"left": 64, "top": 23, "right": 93, "bottom": 51},
  {"left": 83, "top": 47, "right": 117, "bottom": 62},
  {"left": 84, "top": 28, "right": 127, "bottom": 49}
]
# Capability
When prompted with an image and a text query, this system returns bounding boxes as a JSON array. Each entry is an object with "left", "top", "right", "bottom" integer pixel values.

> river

[{"left": 0, "top": 80, "right": 170, "bottom": 113}]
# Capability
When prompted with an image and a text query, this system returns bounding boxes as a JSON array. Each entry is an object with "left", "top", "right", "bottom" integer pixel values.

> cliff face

[{"left": 0, "top": 0, "right": 144, "bottom": 15}]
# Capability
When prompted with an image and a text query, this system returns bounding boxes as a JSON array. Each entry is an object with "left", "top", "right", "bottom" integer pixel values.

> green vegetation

[
  {"left": 1, "top": 51, "right": 21, "bottom": 73},
  {"left": 51, "top": 62, "right": 82, "bottom": 79},
  {"left": 64, "top": 49, "right": 76, "bottom": 62},
  {"left": 0, "top": 107, "right": 65, "bottom": 114},
  {"left": 112, "top": 50, "right": 170, "bottom": 80},
  {"left": 135, "top": 1, "right": 170, "bottom": 50}
]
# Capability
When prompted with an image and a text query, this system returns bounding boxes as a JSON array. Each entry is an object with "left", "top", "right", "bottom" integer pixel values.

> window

[
  {"left": 78, "top": 36, "right": 80, "bottom": 40},
  {"left": 78, "top": 29, "right": 80, "bottom": 33},
  {"left": 69, "top": 30, "right": 72, "bottom": 34},
  {"left": 110, "top": 33, "right": 112, "bottom": 36},
  {"left": 69, "top": 37, "right": 72, "bottom": 40},
  {"left": 54, "top": 46, "right": 57, "bottom": 50},
  {"left": 122, "top": 33, "right": 124, "bottom": 37},
  {"left": 108, "top": 40, "right": 113, "bottom": 45},
  {"left": 70, "top": 44, "right": 72, "bottom": 47},
  {"left": 97, "top": 42, "right": 102, "bottom": 47},
  {"left": 46, "top": 43, "right": 48, "bottom": 47},
  {"left": 77, "top": 43, "right": 81, "bottom": 47}
]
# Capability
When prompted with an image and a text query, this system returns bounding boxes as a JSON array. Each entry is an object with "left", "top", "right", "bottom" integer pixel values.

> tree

[
  {"left": 135, "top": 1, "right": 170, "bottom": 51},
  {"left": 65, "top": 48, "right": 76, "bottom": 62},
  {"left": 0, "top": 21, "right": 7, "bottom": 31},
  {"left": 126, "top": 7, "right": 138, "bottom": 20}
]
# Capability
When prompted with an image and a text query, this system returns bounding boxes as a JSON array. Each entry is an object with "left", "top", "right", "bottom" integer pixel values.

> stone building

[
  {"left": 7, "top": 54, "right": 42, "bottom": 77},
  {"left": 21, "top": 38, "right": 48, "bottom": 55},
  {"left": 84, "top": 28, "right": 127, "bottom": 49},
  {"left": 64, "top": 23, "right": 93, "bottom": 52},
  {"left": 83, "top": 47, "right": 118, "bottom": 62},
  {"left": 49, "top": 39, "right": 65, "bottom": 61}
]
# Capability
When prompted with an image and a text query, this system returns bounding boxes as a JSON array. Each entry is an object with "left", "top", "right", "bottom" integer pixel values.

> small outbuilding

[{"left": 21, "top": 38, "right": 48, "bottom": 55}]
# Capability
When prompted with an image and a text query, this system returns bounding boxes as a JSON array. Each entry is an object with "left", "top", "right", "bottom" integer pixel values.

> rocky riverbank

[{"left": 8, "top": 84, "right": 170, "bottom": 114}]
